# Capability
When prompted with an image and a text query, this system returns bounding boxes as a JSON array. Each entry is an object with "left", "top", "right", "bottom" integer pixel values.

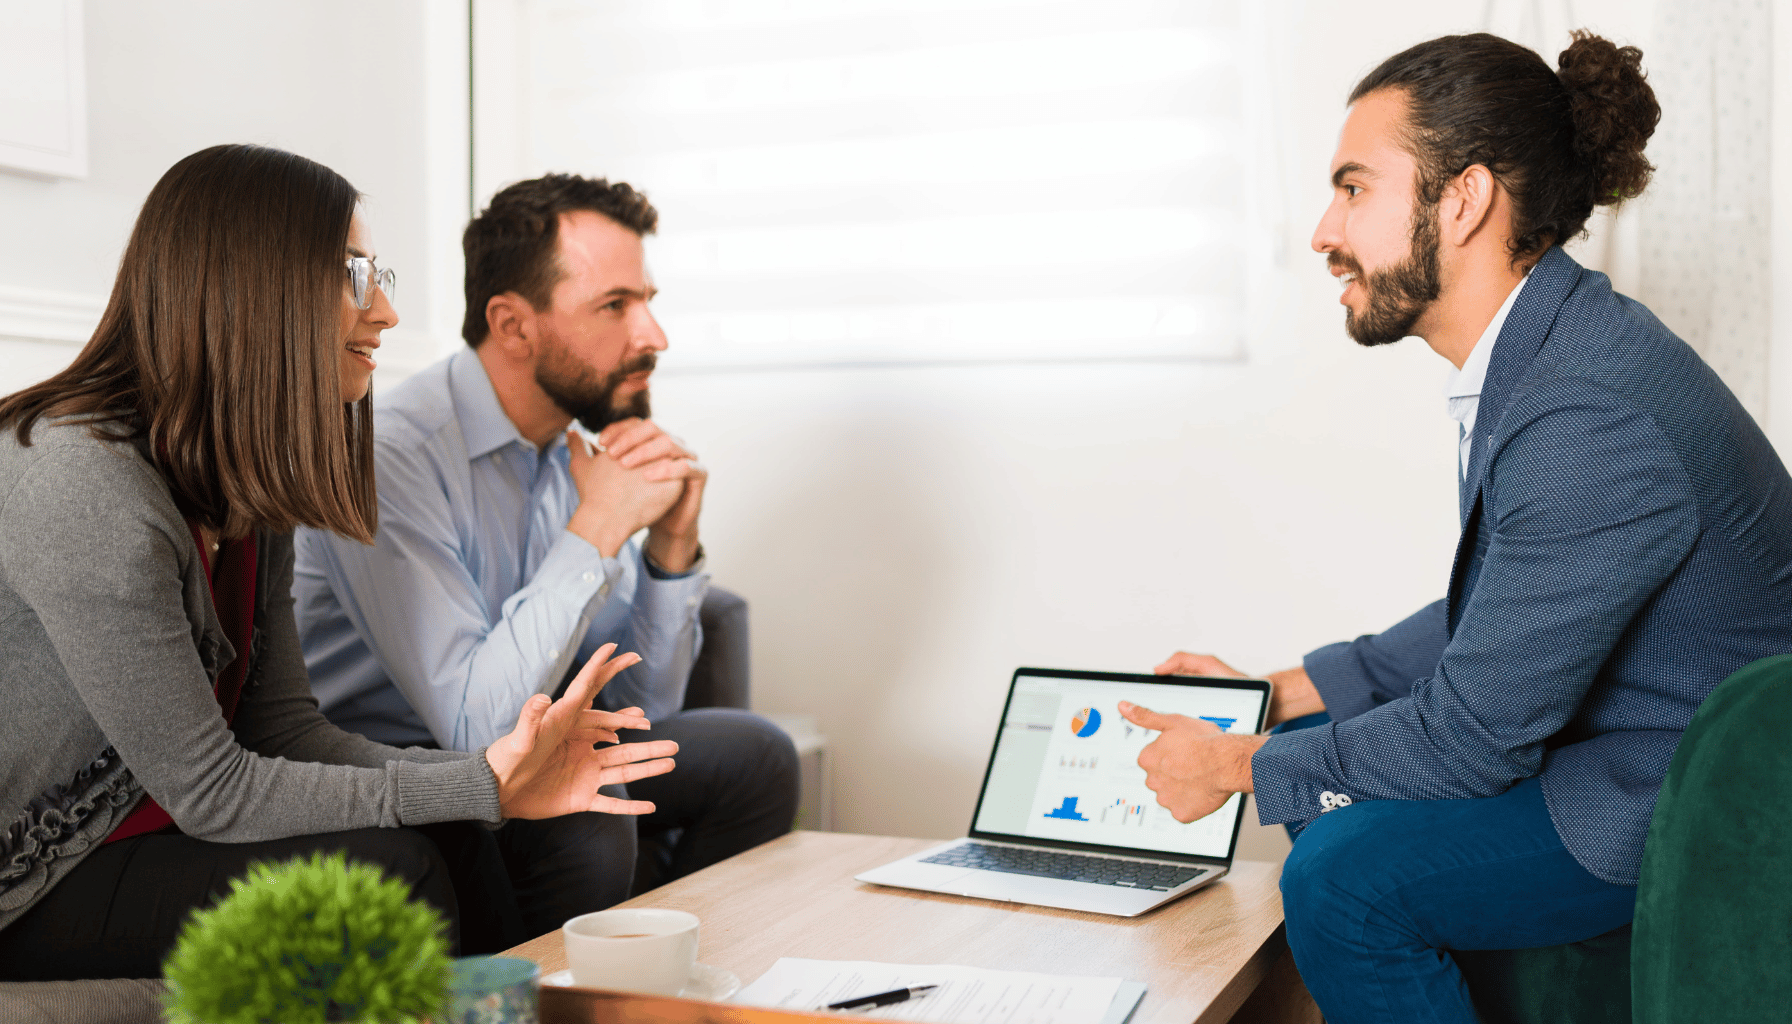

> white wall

[
  {"left": 644, "top": 0, "right": 1657, "bottom": 861},
  {"left": 0, "top": 0, "right": 468, "bottom": 392},
  {"left": 0, "top": 1, "right": 1686, "bottom": 864}
]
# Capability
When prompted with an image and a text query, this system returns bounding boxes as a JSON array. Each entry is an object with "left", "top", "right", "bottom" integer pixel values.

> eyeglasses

[{"left": 345, "top": 256, "right": 397, "bottom": 310}]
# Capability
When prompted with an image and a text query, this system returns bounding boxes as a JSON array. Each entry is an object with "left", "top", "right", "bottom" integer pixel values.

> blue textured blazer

[{"left": 1251, "top": 247, "right": 1792, "bottom": 885}]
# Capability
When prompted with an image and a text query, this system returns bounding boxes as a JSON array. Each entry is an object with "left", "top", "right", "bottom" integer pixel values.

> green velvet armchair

[{"left": 1456, "top": 652, "right": 1792, "bottom": 1023}]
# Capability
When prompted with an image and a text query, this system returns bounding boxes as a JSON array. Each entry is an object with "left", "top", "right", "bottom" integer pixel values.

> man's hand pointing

[{"left": 1120, "top": 700, "right": 1267, "bottom": 824}]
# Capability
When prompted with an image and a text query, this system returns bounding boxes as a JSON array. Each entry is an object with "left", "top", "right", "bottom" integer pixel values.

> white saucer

[{"left": 541, "top": 963, "right": 741, "bottom": 1002}]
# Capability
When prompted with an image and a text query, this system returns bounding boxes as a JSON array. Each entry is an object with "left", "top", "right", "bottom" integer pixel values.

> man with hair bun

[{"left": 1118, "top": 32, "right": 1792, "bottom": 1023}]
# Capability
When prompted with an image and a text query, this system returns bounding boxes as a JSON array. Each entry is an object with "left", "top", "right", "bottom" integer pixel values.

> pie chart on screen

[{"left": 1071, "top": 707, "right": 1101, "bottom": 737}]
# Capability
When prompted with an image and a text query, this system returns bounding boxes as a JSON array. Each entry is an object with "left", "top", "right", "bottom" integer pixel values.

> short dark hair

[
  {"left": 1351, "top": 31, "right": 1660, "bottom": 262},
  {"left": 0, "top": 144, "right": 377, "bottom": 542},
  {"left": 461, "top": 174, "right": 659, "bottom": 347}
]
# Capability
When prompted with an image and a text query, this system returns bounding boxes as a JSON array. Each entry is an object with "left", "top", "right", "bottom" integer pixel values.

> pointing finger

[{"left": 1118, "top": 700, "right": 1179, "bottom": 731}]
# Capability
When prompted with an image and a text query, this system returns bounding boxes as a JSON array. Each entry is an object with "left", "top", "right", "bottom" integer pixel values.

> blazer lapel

[{"left": 1444, "top": 246, "right": 1585, "bottom": 634}]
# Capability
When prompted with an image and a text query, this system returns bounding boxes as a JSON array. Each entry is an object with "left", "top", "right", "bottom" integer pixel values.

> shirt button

[
  {"left": 581, "top": 571, "right": 596, "bottom": 583},
  {"left": 548, "top": 648, "right": 560, "bottom": 659}
]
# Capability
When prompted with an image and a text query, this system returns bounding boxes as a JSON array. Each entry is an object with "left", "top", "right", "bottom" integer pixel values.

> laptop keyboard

[{"left": 921, "top": 843, "right": 1208, "bottom": 891}]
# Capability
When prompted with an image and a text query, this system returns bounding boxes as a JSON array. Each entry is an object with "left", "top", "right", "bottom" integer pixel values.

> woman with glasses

[{"left": 0, "top": 144, "right": 678, "bottom": 979}]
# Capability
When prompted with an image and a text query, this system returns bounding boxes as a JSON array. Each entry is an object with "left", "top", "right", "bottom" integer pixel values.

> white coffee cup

[{"left": 562, "top": 908, "right": 700, "bottom": 996}]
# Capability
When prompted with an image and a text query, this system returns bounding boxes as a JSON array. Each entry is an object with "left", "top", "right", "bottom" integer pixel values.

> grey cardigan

[{"left": 0, "top": 420, "right": 501, "bottom": 932}]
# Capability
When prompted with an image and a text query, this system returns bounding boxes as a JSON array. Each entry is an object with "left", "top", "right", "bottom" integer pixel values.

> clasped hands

[
  {"left": 567, "top": 418, "right": 706, "bottom": 572},
  {"left": 1121, "top": 651, "right": 1323, "bottom": 824},
  {"left": 483, "top": 642, "right": 677, "bottom": 819}
]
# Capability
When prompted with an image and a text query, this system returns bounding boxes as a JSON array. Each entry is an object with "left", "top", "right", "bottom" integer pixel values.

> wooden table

[{"left": 503, "top": 831, "right": 1318, "bottom": 1024}]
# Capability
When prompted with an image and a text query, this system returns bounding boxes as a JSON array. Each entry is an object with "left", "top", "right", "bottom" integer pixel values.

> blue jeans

[{"left": 1271, "top": 716, "right": 1635, "bottom": 1023}]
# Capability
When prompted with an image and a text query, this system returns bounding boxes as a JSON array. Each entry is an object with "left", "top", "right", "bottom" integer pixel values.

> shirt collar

[
  {"left": 449, "top": 348, "right": 538, "bottom": 461},
  {"left": 1443, "top": 271, "right": 1529, "bottom": 403}
]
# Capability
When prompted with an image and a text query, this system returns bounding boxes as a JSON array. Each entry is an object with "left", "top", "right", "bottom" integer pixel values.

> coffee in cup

[{"left": 562, "top": 908, "right": 700, "bottom": 996}]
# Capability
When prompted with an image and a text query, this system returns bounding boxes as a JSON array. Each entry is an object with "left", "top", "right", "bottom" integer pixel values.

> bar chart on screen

[
  {"left": 1015, "top": 676, "right": 1262, "bottom": 855},
  {"left": 1098, "top": 798, "right": 1148, "bottom": 826}
]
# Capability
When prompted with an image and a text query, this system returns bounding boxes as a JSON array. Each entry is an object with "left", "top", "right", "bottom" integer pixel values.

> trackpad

[
  {"left": 860, "top": 861, "right": 977, "bottom": 888},
  {"left": 960, "top": 874, "right": 1086, "bottom": 901}
]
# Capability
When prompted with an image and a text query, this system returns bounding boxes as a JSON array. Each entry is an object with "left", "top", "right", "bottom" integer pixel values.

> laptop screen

[{"left": 969, "top": 669, "right": 1271, "bottom": 860}]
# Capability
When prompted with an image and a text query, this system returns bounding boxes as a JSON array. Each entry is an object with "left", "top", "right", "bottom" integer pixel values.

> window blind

[{"left": 486, "top": 0, "right": 1249, "bottom": 369}]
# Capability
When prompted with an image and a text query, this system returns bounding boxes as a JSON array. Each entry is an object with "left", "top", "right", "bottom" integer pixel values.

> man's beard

[
  {"left": 535, "top": 337, "right": 655, "bottom": 432},
  {"left": 1333, "top": 199, "right": 1443, "bottom": 347}
]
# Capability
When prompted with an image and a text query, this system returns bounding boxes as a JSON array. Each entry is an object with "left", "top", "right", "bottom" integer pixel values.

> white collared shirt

[{"left": 1444, "top": 273, "right": 1529, "bottom": 481}]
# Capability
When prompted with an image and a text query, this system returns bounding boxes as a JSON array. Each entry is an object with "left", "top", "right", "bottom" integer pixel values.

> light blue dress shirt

[{"left": 293, "top": 349, "right": 708, "bottom": 751}]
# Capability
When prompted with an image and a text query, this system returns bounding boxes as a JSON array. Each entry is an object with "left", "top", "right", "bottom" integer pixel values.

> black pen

[{"left": 824, "top": 984, "right": 939, "bottom": 1011}]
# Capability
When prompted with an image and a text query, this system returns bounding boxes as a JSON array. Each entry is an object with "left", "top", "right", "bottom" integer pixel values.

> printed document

[{"left": 734, "top": 958, "right": 1124, "bottom": 1024}]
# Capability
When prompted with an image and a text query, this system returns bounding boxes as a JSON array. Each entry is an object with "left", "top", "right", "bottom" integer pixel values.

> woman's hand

[{"left": 483, "top": 643, "right": 678, "bottom": 819}]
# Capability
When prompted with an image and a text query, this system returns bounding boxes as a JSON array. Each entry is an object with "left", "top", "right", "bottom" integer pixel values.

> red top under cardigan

[{"left": 104, "top": 523, "right": 257, "bottom": 843}]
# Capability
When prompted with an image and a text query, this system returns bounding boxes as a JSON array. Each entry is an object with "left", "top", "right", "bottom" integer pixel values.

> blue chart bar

[
  {"left": 1199, "top": 716, "right": 1237, "bottom": 731},
  {"left": 1043, "top": 797, "right": 1088, "bottom": 821}
]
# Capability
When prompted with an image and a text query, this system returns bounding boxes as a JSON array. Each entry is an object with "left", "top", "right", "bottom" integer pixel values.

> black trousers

[
  {"left": 0, "top": 709, "right": 798, "bottom": 980},
  {"left": 0, "top": 820, "right": 524, "bottom": 981},
  {"left": 497, "top": 708, "right": 800, "bottom": 938}
]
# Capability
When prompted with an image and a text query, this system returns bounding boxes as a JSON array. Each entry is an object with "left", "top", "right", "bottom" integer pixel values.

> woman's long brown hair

[{"left": 0, "top": 144, "right": 377, "bottom": 542}]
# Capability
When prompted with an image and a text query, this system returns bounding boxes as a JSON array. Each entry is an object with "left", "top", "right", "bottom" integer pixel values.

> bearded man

[
  {"left": 294, "top": 175, "right": 797, "bottom": 943},
  {"left": 1117, "top": 33, "right": 1792, "bottom": 1024}
]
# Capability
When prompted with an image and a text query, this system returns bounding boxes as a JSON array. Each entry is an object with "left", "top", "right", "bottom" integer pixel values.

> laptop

[{"left": 856, "top": 667, "right": 1272, "bottom": 917}]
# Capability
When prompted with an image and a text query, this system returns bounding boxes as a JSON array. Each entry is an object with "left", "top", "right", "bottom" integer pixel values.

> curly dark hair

[
  {"left": 461, "top": 173, "right": 659, "bottom": 347},
  {"left": 1350, "top": 31, "right": 1660, "bottom": 263}
]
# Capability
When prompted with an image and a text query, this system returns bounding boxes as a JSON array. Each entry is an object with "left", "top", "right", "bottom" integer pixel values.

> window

[{"left": 474, "top": 0, "right": 1259, "bottom": 369}]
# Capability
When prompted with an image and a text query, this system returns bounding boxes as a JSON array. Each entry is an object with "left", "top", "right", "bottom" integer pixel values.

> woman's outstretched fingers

[
  {"left": 599, "top": 739, "right": 678, "bottom": 766},
  {"left": 578, "top": 708, "right": 650, "bottom": 733},
  {"left": 516, "top": 693, "right": 552, "bottom": 740},
  {"left": 563, "top": 643, "right": 642, "bottom": 708},
  {"left": 590, "top": 794, "right": 658, "bottom": 816},
  {"left": 567, "top": 727, "right": 622, "bottom": 746},
  {"left": 602, "top": 756, "right": 677, "bottom": 787},
  {"left": 488, "top": 649, "right": 665, "bottom": 819}
]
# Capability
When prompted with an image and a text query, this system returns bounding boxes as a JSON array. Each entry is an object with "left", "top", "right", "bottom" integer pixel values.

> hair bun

[{"left": 1556, "top": 31, "right": 1660, "bottom": 206}]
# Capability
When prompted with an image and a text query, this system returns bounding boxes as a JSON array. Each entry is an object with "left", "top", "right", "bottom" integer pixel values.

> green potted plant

[{"left": 162, "top": 851, "right": 452, "bottom": 1024}]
